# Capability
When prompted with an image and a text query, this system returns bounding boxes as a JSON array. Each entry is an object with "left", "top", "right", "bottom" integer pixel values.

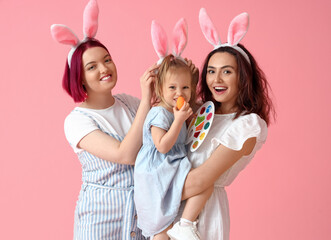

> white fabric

[
  {"left": 64, "top": 93, "right": 140, "bottom": 153},
  {"left": 187, "top": 112, "right": 268, "bottom": 240},
  {"left": 214, "top": 43, "right": 251, "bottom": 65}
]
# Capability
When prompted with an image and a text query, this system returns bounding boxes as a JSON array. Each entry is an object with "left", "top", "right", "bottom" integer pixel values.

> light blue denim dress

[{"left": 134, "top": 106, "right": 191, "bottom": 237}]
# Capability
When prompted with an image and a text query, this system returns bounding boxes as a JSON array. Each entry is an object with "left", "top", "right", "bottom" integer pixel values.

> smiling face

[
  {"left": 206, "top": 52, "right": 239, "bottom": 114},
  {"left": 161, "top": 68, "right": 192, "bottom": 111},
  {"left": 81, "top": 46, "right": 117, "bottom": 96}
]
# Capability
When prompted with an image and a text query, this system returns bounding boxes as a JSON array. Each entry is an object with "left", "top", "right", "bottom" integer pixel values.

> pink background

[{"left": 1, "top": 0, "right": 330, "bottom": 239}]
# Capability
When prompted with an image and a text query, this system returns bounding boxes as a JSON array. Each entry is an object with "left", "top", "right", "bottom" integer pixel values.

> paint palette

[{"left": 186, "top": 101, "right": 215, "bottom": 152}]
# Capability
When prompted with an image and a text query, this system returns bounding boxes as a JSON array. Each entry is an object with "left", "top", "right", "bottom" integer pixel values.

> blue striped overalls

[{"left": 72, "top": 97, "right": 145, "bottom": 240}]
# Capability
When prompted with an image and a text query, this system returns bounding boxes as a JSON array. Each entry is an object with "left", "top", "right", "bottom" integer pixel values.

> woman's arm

[
  {"left": 182, "top": 137, "right": 257, "bottom": 200},
  {"left": 78, "top": 64, "right": 158, "bottom": 165}
]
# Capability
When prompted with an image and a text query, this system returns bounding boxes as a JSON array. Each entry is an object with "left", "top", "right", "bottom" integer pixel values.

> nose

[
  {"left": 176, "top": 88, "right": 183, "bottom": 96},
  {"left": 100, "top": 63, "right": 108, "bottom": 73},
  {"left": 216, "top": 71, "right": 223, "bottom": 82}
]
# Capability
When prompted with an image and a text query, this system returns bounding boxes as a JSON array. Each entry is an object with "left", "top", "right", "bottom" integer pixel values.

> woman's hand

[
  {"left": 185, "top": 58, "right": 199, "bottom": 85},
  {"left": 140, "top": 64, "right": 159, "bottom": 104}
]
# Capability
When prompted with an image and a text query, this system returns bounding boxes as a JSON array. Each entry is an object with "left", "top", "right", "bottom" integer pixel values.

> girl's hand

[
  {"left": 173, "top": 101, "right": 193, "bottom": 124},
  {"left": 140, "top": 64, "right": 159, "bottom": 103}
]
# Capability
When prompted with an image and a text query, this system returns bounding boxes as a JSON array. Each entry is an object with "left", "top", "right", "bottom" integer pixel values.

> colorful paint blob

[
  {"left": 206, "top": 105, "right": 212, "bottom": 113},
  {"left": 195, "top": 116, "right": 205, "bottom": 126},
  {"left": 196, "top": 122, "right": 204, "bottom": 131},
  {"left": 204, "top": 122, "right": 210, "bottom": 130},
  {"left": 199, "top": 132, "right": 205, "bottom": 140},
  {"left": 200, "top": 107, "right": 206, "bottom": 114},
  {"left": 194, "top": 131, "right": 200, "bottom": 138},
  {"left": 188, "top": 117, "right": 196, "bottom": 129},
  {"left": 193, "top": 141, "right": 199, "bottom": 149},
  {"left": 207, "top": 113, "right": 213, "bottom": 120}
]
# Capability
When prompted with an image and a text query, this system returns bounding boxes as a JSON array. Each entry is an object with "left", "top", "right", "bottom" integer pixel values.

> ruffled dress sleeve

[
  {"left": 147, "top": 107, "right": 173, "bottom": 132},
  {"left": 211, "top": 113, "right": 268, "bottom": 151}
]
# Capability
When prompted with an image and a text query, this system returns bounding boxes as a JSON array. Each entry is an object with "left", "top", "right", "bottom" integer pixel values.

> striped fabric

[{"left": 72, "top": 96, "right": 146, "bottom": 240}]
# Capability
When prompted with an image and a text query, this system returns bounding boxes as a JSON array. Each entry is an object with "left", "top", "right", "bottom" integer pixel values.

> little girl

[{"left": 134, "top": 55, "right": 212, "bottom": 240}]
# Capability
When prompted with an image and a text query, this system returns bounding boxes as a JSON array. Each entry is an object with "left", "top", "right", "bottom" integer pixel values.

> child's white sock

[{"left": 179, "top": 217, "right": 193, "bottom": 226}]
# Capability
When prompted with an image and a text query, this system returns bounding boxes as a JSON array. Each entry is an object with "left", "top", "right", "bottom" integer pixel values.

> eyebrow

[
  {"left": 207, "top": 65, "right": 235, "bottom": 70},
  {"left": 84, "top": 54, "right": 111, "bottom": 68}
]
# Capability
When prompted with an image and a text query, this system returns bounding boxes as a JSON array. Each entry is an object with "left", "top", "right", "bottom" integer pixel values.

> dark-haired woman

[{"left": 168, "top": 44, "right": 275, "bottom": 240}]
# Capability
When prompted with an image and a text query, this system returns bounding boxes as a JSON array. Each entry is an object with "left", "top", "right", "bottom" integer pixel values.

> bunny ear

[
  {"left": 227, "top": 12, "right": 249, "bottom": 46},
  {"left": 50, "top": 24, "right": 79, "bottom": 46},
  {"left": 151, "top": 20, "right": 168, "bottom": 60},
  {"left": 199, "top": 8, "right": 221, "bottom": 47},
  {"left": 172, "top": 18, "right": 188, "bottom": 57},
  {"left": 83, "top": 0, "right": 99, "bottom": 38}
]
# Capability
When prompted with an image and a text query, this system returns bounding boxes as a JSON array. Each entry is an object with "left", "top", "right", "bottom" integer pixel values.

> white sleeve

[
  {"left": 211, "top": 113, "right": 268, "bottom": 151},
  {"left": 64, "top": 110, "right": 99, "bottom": 153}
]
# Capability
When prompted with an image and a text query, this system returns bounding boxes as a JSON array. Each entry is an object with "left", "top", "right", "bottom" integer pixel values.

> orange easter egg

[{"left": 176, "top": 96, "right": 185, "bottom": 110}]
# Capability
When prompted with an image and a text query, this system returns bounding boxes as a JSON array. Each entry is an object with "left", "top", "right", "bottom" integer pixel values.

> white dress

[{"left": 187, "top": 112, "right": 268, "bottom": 240}]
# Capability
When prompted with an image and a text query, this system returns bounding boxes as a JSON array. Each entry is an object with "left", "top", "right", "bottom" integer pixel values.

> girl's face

[
  {"left": 206, "top": 52, "right": 239, "bottom": 114},
  {"left": 161, "top": 68, "right": 192, "bottom": 111},
  {"left": 82, "top": 46, "right": 117, "bottom": 96}
]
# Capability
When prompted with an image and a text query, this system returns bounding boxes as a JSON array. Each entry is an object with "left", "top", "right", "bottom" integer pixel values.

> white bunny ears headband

[
  {"left": 50, "top": 0, "right": 99, "bottom": 68},
  {"left": 199, "top": 8, "right": 250, "bottom": 64},
  {"left": 151, "top": 18, "right": 188, "bottom": 65}
]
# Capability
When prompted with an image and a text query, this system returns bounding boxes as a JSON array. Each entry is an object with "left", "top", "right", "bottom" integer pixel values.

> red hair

[
  {"left": 62, "top": 39, "right": 109, "bottom": 102},
  {"left": 199, "top": 44, "right": 275, "bottom": 125}
]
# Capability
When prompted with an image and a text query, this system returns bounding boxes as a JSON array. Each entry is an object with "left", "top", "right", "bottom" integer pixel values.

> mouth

[
  {"left": 100, "top": 74, "right": 112, "bottom": 81},
  {"left": 214, "top": 86, "right": 227, "bottom": 94}
]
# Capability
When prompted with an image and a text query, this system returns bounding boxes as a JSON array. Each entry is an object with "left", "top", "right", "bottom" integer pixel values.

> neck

[
  {"left": 216, "top": 104, "right": 238, "bottom": 114},
  {"left": 158, "top": 102, "right": 173, "bottom": 113},
  {"left": 80, "top": 92, "right": 115, "bottom": 109}
]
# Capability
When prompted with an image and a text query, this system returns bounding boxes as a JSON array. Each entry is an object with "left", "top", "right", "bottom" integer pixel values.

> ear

[
  {"left": 227, "top": 12, "right": 249, "bottom": 46},
  {"left": 199, "top": 8, "right": 221, "bottom": 47},
  {"left": 151, "top": 20, "right": 168, "bottom": 60},
  {"left": 172, "top": 18, "right": 188, "bottom": 57},
  {"left": 50, "top": 24, "right": 79, "bottom": 46},
  {"left": 83, "top": 0, "right": 99, "bottom": 38}
]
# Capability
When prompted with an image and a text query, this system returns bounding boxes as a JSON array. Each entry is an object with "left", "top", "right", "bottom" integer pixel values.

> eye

[
  {"left": 207, "top": 69, "right": 215, "bottom": 74},
  {"left": 169, "top": 86, "right": 176, "bottom": 89},
  {"left": 223, "top": 69, "right": 232, "bottom": 74},
  {"left": 183, "top": 86, "right": 190, "bottom": 89},
  {"left": 105, "top": 58, "right": 112, "bottom": 63},
  {"left": 87, "top": 65, "right": 96, "bottom": 71}
]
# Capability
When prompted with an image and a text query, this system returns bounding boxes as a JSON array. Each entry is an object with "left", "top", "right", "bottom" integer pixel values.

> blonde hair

[{"left": 153, "top": 54, "right": 197, "bottom": 107}]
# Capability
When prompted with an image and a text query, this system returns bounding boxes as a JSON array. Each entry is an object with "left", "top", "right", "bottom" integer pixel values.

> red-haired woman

[
  {"left": 168, "top": 44, "right": 275, "bottom": 239},
  {"left": 63, "top": 39, "right": 156, "bottom": 239}
]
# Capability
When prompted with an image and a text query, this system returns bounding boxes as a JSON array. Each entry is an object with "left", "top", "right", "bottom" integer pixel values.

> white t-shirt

[{"left": 64, "top": 94, "right": 140, "bottom": 153}]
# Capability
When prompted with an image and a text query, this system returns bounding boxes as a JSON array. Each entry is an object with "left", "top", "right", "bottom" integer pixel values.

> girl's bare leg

[
  {"left": 152, "top": 224, "right": 173, "bottom": 240},
  {"left": 181, "top": 185, "right": 213, "bottom": 222}
]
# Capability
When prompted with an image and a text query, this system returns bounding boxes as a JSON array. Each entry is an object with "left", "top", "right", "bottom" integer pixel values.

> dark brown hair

[{"left": 199, "top": 44, "right": 275, "bottom": 125}]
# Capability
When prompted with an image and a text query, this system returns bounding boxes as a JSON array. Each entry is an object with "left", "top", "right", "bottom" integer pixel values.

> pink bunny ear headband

[
  {"left": 151, "top": 18, "right": 188, "bottom": 65},
  {"left": 199, "top": 8, "right": 250, "bottom": 64},
  {"left": 50, "top": 0, "right": 99, "bottom": 68}
]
